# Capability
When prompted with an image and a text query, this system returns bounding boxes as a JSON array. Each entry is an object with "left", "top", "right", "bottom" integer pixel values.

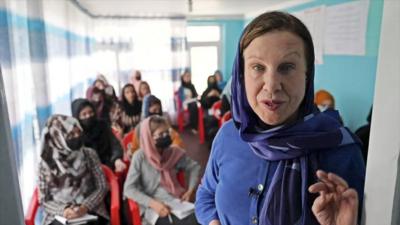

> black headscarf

[
  {"left": 180, "top": 76, "right": 198, "bottom": 98},
  {"left": 71, "top": 98, "right": 123, "bottom": 168},
  {"left": 200, "top": 75, "right": 221, "bottom": 109}
]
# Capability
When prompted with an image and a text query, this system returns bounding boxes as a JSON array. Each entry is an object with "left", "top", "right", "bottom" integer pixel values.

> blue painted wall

[
  {"left": 285, "top": 0, "right": 384, "bottom": 131},
  {"left": 188, "top": 19, "right": 244, "bottom": 82},
  {"left": 190, "top": 0, "right": 383, "bottom": 131}
]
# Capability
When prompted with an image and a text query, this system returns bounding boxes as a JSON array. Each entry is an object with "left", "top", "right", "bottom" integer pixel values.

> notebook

[
  {"left": 168, "top": 199, "right": 195, "bottom": 220},
  {"left": 54, "top": 214, "right": 98, "bottom": 225},
  {"left": 144, "top": 199, "right": 195, "bottom": 224}
]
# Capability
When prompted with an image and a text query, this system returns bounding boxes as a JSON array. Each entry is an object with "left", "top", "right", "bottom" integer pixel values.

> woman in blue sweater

[{"left": 195, "top": 11, "right": 364, "bottom": 225}]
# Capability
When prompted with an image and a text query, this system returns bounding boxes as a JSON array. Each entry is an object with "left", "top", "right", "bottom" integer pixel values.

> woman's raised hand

[{"left": 309, "top": 170, "right": 358, "bottom": 225}]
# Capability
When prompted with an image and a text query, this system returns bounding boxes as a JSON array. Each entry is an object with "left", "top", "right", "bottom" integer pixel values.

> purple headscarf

[{"left": 231, "top": 27, "right": 358, "bottom": 225}]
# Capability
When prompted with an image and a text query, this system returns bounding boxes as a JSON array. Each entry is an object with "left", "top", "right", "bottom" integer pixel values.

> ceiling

[{"left": 76, "top": 0, "right": 308, "bottom": 19}]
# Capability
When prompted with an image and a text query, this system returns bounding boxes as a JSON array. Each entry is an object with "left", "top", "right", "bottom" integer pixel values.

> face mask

[
  {"left": 148, "top": 111, "right": 162, "bottom": 117},
  {"left": 155, "top": 135, "right": 172, "bottom": 149},
  {"left": 80, "top": 116, "right": 96, "bottom": 130},
  {"left": 66, "top": 136, "right": 83, "bottom": 151},
  {"left": 317, "top": 104, "right": 328, "bottom": 112}
]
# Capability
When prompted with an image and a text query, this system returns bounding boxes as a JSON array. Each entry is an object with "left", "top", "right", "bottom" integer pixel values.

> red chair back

[
  {"left": 122, "top": 130, "right": 135, "bottom": 152},
  {"left": 221, "top": 111, "right": 232, "bottom": 125},
  {"left": 174, "top": 91, "right": 186, "bottom": 132},
  {"left": 24, "top": 165, "right": 121, "bottom": 225},
  {"left": 127, "top": 170, "right": 186, "bottom": 225}
]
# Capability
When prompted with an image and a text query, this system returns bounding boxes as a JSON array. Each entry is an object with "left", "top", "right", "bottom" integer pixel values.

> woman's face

[
  {"left": 182, "top": 73, "right": 191, "bottom": 83},
  {"left": 94, "top": 80, "right": 105, "bottom": 90},
  {"left": 124, "top": 86, "right": 136, "bottom": 104},
  {"left": 140, "top": 84, "right": 150, "bottom": 96},
  {"left": 152, "top": 124, "right": 169, "bottom": 141},
  {"left": 208, "top": 76, "right": 216, "bottom": 85},
  {"left": 243, "top": 31, "right": 307, "bottom": 126},
  {"left": 149, "top": 103, "right": 161, "bottom": 115},
  {"left": 215, "top": 72, "right": 222, "bottom": 82},
  {"left": 79, "top": 106, "right": 95, "bottom": 120}
]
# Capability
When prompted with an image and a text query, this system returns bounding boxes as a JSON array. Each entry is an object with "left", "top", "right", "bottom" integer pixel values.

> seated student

[
  {"left": 200, "top": 75, "right": 221, "bottom": 144},
  {"left": 138, "top": 81, "right": 151, "bottom": 102},
  {"left": 129, "top": 95, "right": 184, "bottom": 157},
  {"left": 119, "top": 84, "right": 142, "bottom": 135},
  {"left": 103, "top": 85, "right": 126, "bottom": 137},
  {"left": 315, "top": 89, "right": 344, "bottom": 125},
  {"left": 200, "top": 75, "right": 221, "bottom": 111},
  {"left": 178, "top": 71, "right": 199, "bottom": 133},
  {"left": 314, "top": 89, "right": 335, "bottom": 112},
  {"left": 130, "top": 70, "right": 142, "bottom": 94},
  {"left": 124, "top": 116, "right": 201, "bottom": 225},
  {"left": 214, "top": 70, "right": 227, "bottom": 90},
  {"left": 38, "top": 115, "right": 109, "bottom": 225},
  {"left": 86, "top": 77, "right": 107, "bottom": 100},
  {"left": 71, "top": 98, "right": 126, "bottom": 173}
]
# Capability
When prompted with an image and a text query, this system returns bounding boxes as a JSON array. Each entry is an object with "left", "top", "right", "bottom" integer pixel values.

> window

[{"left": 187, "top": 25, "right": 221, "bottom": 94}]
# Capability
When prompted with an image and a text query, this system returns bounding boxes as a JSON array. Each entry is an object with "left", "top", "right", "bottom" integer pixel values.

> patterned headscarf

[{"left": 40, "top": 115, "right": 92, "bottom": 205}]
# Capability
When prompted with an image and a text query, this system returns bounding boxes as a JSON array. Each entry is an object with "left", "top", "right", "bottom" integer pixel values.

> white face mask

[{"left": 317, "top": 104, "right": 328, "bottom": 112}]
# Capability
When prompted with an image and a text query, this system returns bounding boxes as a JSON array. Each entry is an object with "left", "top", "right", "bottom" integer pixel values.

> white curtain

[{"left": 93, "top": 18, "right": 189, "bottom": 121}]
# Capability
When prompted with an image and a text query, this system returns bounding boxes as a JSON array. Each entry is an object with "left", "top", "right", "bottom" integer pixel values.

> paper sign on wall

[
  {"left": 294, "top": 6, "right": 326, "bottom": 64},
  {"left": 324, "top": 0, "right": 369, "bottom": 55}
]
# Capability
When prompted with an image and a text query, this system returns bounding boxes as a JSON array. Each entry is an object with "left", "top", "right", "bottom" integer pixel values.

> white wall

[{"left": 363, "top": 1, "right": 400, "bottom": 224}]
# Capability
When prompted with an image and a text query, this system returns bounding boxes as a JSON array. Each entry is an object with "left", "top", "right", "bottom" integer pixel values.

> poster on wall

[
  {"left": 294, "top": 6, "right": 325, "bottom": 64},
  {"left": 324, "top": 0, "right": 369, "bottom": 55}
]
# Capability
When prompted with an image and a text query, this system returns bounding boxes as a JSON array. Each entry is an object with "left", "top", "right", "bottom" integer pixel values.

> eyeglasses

[{"left": 152, "top": 129, "right": 170, "bottom": 139}]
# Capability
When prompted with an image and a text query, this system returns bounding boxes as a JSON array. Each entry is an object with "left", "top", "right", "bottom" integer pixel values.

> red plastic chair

[
  {"left": 174, "top": 91, "right": 205, "bottom": 144},
  {"left": 220, "top": 111, "right": 232, "bottom": 125},
  {"left": 127, "top": 171, "right": 186, "bottom": 225},
  {"left": 114, "top": 130, "right": 134, "bottom": 187},
  {"left": 211, "top": 100, "right": 222, "bottom": 127},
  {"left": 174, "top": 91, "right": 187, "bottom": 133},
  {"left": 25, "top": 165, "right": 121, "bottom": 225},
  {"left": 122, "top": 130, "right": 135, "bottom": 152},
  {"left": 197, "top": 105, "right": 205, "bottom": 144}
]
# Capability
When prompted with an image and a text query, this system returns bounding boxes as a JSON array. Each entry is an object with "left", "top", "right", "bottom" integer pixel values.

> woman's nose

[{"left": 262, "top": 70, "right": 282, "bottom": 94}]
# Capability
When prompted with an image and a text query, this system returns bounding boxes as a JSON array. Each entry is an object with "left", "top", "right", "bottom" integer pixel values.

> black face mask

[
  {"left": 66, "top": 136, "right": 83, "bottom": 151},
  {"left": 79, "top": 116, "right": 96, "bottom": 130},
  {"left": 155, "top": 135, "right": 172, "bottom": 149},
  {"left": 148, "top": 111, "right": 162, "bottom": 117}
]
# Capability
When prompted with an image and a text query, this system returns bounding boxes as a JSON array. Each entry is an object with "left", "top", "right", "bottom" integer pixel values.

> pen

[{"left": 168, "top": 214, "right": 173, "bottom": 224}]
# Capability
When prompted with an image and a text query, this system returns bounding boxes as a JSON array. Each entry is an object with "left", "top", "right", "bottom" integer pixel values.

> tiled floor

[{"left": 177, "top": 128, "right": 211, "bottom": 178}]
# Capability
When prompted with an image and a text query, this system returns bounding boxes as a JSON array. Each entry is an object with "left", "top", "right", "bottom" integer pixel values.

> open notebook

[
  {"left": 168, "top": 199, "right": 195, "bottom": 220},
  {"left": 145, "top": 199, "right": 195, "bottom": 224},
  {"left": 54, "top": 214, "right": 98, "bottom": 225}
]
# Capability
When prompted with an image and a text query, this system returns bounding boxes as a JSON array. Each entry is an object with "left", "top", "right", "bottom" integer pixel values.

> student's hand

[
  {"left": 209, "top": 220, "right": 221, "bottom": 225},
  {"left": 63, "top": 207, "right": 79, "bottom": 219},
  {"left": 180, "top": 188, "right": 195, "bottom": 202},
  {"left": 114, "top": 159, "right": 127, "bottom": 173},
  {"left": 74, "top": 205, "right": 88, "bottom": 218},
  {"left": 149, "top": 199, "right": 171, "bottom": 217},
  {"left": 309, "top": 170, "right": 358, "bottom": 225}
]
